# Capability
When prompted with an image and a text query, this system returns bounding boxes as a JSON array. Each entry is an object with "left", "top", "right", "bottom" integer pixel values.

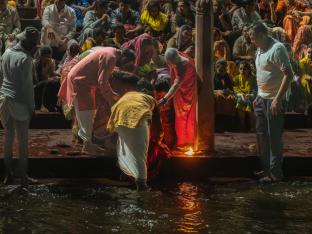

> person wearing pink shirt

[{"left": 59, "top": 47, "right": 135, "bottom": 154}]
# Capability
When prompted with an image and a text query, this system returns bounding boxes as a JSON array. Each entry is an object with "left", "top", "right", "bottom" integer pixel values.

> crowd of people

[{"left": 0, "top": 0, "right": 312, "bottom": 189}]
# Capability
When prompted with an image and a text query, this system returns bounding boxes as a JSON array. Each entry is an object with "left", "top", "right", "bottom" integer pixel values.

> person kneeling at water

[{"left": 107, "top": 78, "right": 155, "bottom": 191}]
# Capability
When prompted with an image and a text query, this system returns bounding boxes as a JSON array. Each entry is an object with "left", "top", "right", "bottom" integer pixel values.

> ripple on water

[{"left": 0, "top": 181, "right": 312, "bottom": 233}]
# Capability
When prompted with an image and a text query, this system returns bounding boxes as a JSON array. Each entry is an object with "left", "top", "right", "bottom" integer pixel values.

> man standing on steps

[
  {"left": 248, "top": 22, "right": 294, "bottom": 182},
  {"left": 0, "top": 27, "right": 40, "bottom": 188}
]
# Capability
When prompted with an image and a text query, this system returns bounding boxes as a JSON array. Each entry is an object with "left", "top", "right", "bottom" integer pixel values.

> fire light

[{"left": 185, "top": 147, "right": 194, "bottom": 156}]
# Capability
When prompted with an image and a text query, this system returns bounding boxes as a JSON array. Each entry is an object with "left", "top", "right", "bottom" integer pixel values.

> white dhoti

[{"left": 116, "top": 120, "right": 149, "bottom": 180}]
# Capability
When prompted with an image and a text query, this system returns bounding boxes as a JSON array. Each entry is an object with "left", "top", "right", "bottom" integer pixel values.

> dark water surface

[{"left": 1, "top": 180, "right": 312, "bottom": 234}]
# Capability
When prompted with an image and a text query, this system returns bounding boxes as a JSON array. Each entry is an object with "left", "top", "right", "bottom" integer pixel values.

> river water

[{"left": 1, "top": 180, "right": 312, "bottom": 234}]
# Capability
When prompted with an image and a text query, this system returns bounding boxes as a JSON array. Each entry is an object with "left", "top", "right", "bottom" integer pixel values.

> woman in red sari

[{"left": 158, "top": 48, "right": 196, "bottom": 150}]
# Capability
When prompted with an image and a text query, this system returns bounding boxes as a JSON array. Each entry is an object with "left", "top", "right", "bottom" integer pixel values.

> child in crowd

[
  {"left": 33, "top": 46, "right": 60, "bottom": 112},
  {"left": 233, "top": 61, "right": 257, "bottom": 131},
  {"left": 81, "top": 27, "right": 107, "bottom": 52}
]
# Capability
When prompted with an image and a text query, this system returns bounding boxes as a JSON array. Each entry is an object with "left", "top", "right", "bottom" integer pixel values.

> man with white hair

[{"left": 158, "top": 48, "right": 197, "bottom": 151}]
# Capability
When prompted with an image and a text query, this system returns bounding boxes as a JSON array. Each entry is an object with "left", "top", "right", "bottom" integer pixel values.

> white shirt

[
  {"left": 255, "top": 39, "right": 293, "bottom": 99},
  {"left": 42, "top": 4, "right": 76, "bottom": 38}
]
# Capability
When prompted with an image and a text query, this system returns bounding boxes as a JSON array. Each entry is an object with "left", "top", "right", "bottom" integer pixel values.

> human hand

[
  {"left": 8, "top": 34, "right": 15, "bottom": 41},
  {"left": 101, "top": 14, "right": 108, "bottom": 22},
  {"left": 157, "top": 97, "right": 167, "bottom": 106},
  {"left": 270, "top": 98, "right": 281, "bottom": 116}
]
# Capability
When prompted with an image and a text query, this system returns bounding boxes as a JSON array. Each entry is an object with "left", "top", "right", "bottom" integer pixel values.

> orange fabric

[{"left": 283, "top": 15, "right": 299, "bottom": 43}]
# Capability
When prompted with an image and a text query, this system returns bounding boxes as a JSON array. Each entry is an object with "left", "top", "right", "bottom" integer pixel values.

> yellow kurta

[
  {"left": 299, "top": 56, "right": 312, "bottom": 104},
  {"left": 107, "top": 91, "right": 155, "bottom": 132},
  {"left": 140, "top": 10, "right": 168, "bottom": 32}
]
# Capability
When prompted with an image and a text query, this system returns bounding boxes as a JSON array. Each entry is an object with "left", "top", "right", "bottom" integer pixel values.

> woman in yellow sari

[
  {"left": 140, "top": 0, "right": 168, "bottom": 36},
  {"left": 299, "top": 44, "right": 312, "bottom": 109}
]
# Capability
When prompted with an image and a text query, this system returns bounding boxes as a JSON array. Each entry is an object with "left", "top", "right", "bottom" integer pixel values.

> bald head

[{"left": 164, "top": 48, "right": 180, "bottom": 65}]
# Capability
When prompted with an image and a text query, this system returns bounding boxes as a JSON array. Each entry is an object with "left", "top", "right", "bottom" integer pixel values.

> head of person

[
  {"left": 111, "top": 71, "right": 139, "bottom": 93},
  {"left": 284, "top": 0, "right": 294, "bottom": 6},
  {"left": 248, "top": 21, "right": 269, "bottom": 49},
  {"left": 0, "top": 0, "right": 7, "bottom": 11},
  {"left": 136, "top": 77, "right": 154, "bottom": 96},
  {"left": 38, "top": 46, "right": 53, "bottom": 65},
  {"left": 212, "top": 0, "right": 223, "bottom": 13},
  {"left": 67, "top": 39, "right": 80, "bottom": 57},
  {"left": 164, "top": 48, "right": 184, "bottom": 68},
  {"left": 307, "top": 43, "right": 312, "bottom": 60},
  {"left": 215, "top": 59, "right": 228, "bottom": 76},
  {"left": 55, "top": 0, "right": 66, "bottom": 11},
  {"left": 17, "top": 27, "right": 40, "bottom": 55},
  {"left": 177, "top": 0, "right": 190, "bottom": 15},
  {"left": 140, "top": 37, "right": 155, "bottom": 64},
  {"left": 119, "top": 0, "right": 130, "bottom": 15},
  {"left": 147, "top": 0, "right": 161, "bottom": 18},
  {"left": 238, "top": 60, "right": 251, "bottom": 77},
  {"left": 116, "top": 48, "right": 136, "bottom": 72},
  {"left": 242, "top": 25, "right": 251, "bottom": 43},
  {"left": 154, "top": 75, "right": 170, "bottom": 99},
  {"left": 95, "top": 0, "right": 108, "bottom": 16},
  {"left": 179, "top": 25, "right": 193, "bottom": 45},
  {"left": 242, "top": 0, "right": 256, "bottom": 14},
  {"left": 113, "top": 24, "right": 126, "bottom": 40},
  {"left": 93, "top": 27, "right": 106, "bottom": 44}
]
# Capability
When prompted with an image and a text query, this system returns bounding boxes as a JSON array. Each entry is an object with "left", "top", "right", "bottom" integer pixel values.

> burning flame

[{"left": 185, "top": 147, "right": 194, "bottom": 156}]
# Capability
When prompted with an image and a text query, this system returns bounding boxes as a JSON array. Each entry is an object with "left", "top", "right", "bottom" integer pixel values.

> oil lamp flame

[{"left": 185, "top": 147, "right": 194, "bottom": 156}]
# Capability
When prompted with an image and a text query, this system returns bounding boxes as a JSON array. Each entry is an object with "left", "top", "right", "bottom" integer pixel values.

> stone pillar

[{"left": 195, "top": 0, "right": 214, "bottom": 153}]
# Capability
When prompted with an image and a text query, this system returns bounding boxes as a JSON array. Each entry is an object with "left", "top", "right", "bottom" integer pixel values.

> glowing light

[{"left": 185, "top": 147, "right": 194, "bottom": 156}]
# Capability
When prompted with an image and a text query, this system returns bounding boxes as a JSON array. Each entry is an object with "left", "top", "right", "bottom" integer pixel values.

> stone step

[
  {"left": 17, "top": 7, "right": 37, "bottom": 19},
  {"left": 20, "top": 18, "right": 42, "bottom": 31}
]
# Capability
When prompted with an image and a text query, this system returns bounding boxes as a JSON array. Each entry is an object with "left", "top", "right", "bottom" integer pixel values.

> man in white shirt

[
  {"left": 249, "top": 22, "right": 293, "bottom": 182},
  {"left": 41, "top": 0, "right": 76, "bottom": 59}
]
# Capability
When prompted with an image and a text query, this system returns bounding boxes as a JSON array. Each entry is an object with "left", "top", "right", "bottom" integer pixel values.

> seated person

[
  {"left": 214, "top": 59, "right": 236, "bottom": 117},
  {"left": 292, "top": 16, "right": 312, "bottom": 59},
  {"left": 276, "top": 0, "right": 309, "bottom": 42},
  {"left": 81, "top": 26, "right": 106, "bottom": 52},
  {"left": 110, "top": 0, "right": 142, "bottom": 38},
  {"left": 233, "top": 61, "right": 257, "bottom": 131},
  {"left": 299, "top": 43, "right": 312, "bottom": 111},
  {"left": 231, "top": 0, "right": 261, "bottom": 32},
  {"left": 41, "top": 0, "right": 76, "bottom": 60},
  {"left": 167, "top": 24, "right": 194, "bottom": 55},
  {"left": 34, "top": 46, "right": 61, "bottom": 112},
  {"left": 0, "top": 0, "right": 21, "bottom": 54},
  {"left": 69, "top": 0, "right": 95, "bottom": 29},
  {"left": 213, "top": 28, "right": 231, "bottom": 61},
  {"left": 258, "top": 0, "right": 277, "bottom": 25},
  {"left": 103, "top": 24, "right": 128, "bottom": 48},
  {"left": 171, "top": 0, "right": 195, "bottom": 33},
  {"left": 79, "top": 0, "right": 111, "bottom": 44},
  {"left": 140, "top": 0, "right": 169, "bottom": 37},
  {"left": 232, "top": 26, "right": 257, "bottom": 62}
]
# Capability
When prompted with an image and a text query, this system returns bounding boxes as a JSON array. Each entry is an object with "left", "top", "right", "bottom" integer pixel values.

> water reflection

[
  {"left": 176, "top": 183, "right": 206, "bottom": 233},
  {"left": 0, "top": 181, "right": 312, "bottom": 233}
]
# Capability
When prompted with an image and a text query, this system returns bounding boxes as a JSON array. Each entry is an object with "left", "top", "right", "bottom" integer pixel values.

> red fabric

[
  {"left": 147, "top": 108, "right": 172, "bottom": 181},
  {"left": 121, "top": 33, "right": 153, "bottom": 67},
  {"left": 169, "top": 52, "right": 197, "bottom": 147}
]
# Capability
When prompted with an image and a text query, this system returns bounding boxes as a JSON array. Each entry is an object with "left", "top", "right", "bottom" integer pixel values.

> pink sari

[{"left": 170, "top": 52, "right": 197, "bottom": 147}]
